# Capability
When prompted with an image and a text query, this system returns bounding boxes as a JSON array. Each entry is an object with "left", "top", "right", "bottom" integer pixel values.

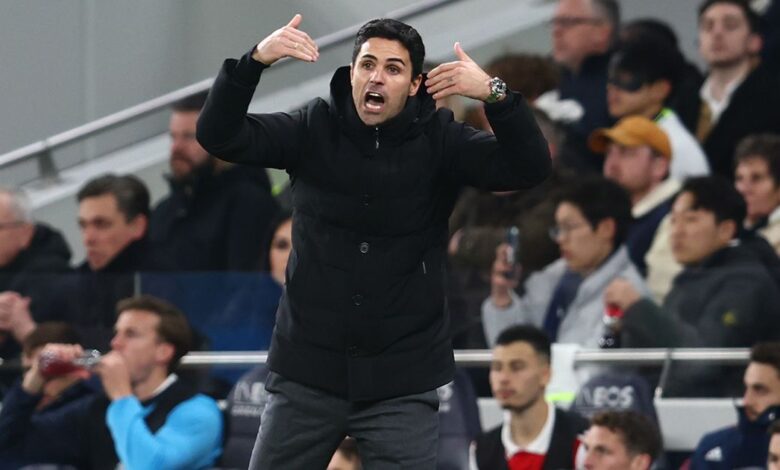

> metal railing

[
  {"left": 0, "top": 348, "right": 751, "bottom": 369},
  {"left": 180, "top": 347, "right": 751, "bottom": 366},
  {"left": 0, "top": 0, "right": 461, "bottom": 184}
]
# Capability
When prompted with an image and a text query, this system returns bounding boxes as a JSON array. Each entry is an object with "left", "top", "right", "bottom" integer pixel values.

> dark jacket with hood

[
  {"left": 149, "top": 161, "right": 278, "bottom": 271},
  {"left": 690, "top": 405, "right": 780, "bottom": 469},
  {"left": 622, "top": 243, "right": 780, "bottom": 396},
  {"left": 196, "top": 50, "right": 551, "bottom": 401}
]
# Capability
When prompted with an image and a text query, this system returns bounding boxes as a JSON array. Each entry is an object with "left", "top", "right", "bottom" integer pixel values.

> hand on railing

[{"left": 252, "top": 14, "right": 319, "bottom": 66}]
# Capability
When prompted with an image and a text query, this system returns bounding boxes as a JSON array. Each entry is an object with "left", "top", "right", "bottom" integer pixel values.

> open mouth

[{"left": 364, "top": 91, "right": 385, "bottom": 112}]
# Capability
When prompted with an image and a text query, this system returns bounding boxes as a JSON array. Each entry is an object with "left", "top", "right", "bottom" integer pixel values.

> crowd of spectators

[{"left": 1, "top": 0, "right": 780, "bottom": 467}]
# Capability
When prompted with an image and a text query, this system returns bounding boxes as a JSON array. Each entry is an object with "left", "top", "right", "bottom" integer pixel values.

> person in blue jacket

[
  {"left": 0, "top": 295, "right": 222, "bottom": 470},
  {"left": 691, "top": 342, "right": 780, "bottom": 468}
]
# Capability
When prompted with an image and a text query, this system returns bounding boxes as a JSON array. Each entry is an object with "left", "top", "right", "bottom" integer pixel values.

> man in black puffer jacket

[{"left": 198, "top": 15, "right": 551, "bottom": 469}]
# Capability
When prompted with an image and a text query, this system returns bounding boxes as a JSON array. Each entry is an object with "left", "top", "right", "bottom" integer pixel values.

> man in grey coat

[{"left": 483, "top": 177, "right": 647, "bottom": 348}]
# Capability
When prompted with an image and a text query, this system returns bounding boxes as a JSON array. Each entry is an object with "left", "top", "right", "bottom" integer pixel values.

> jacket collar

[
  {"left": 736, "top": 404, "right": 780, "bottom": 431},
  {"left": 633, "top": 178, "right": 681, "bottom": 218},
  {"left": 78, "top": 237, "right": 150, "bottom": 274}
]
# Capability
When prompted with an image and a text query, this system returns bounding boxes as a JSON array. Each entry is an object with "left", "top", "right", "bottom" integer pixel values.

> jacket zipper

[{"left": 374, "top": 127, "right": 380, "bottom": 150}]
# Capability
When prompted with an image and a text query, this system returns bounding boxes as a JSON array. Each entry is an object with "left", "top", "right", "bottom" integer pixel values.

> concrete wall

[{"left": 1, "top": 0, "right": 704, "bottom": 157}]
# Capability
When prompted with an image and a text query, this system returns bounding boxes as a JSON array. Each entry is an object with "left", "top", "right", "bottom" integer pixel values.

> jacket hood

[
  {"left": 3, "top": 223, "right": 71, "bottom": 273},
  {"left": 328, "top": 65, "right": 436, "bottom": 146}
]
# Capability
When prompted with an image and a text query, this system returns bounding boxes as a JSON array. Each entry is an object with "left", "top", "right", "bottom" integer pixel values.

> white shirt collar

[
  {"left": 699, "top": 70, "right": 748, "bottom": 124},
  {"left": 147, "top": 373, "right": 178, "bottom": 400},
  {"left": 501, "top": 402, "right": 556, "bottom": 457}
]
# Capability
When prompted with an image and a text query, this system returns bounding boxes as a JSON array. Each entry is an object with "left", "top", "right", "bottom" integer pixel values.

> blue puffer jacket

[{"left": 690, "top": 404, "right": 780, "bottom": 469}]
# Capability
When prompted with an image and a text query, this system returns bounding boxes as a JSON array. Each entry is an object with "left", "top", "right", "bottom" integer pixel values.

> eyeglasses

[
  {"left": 548, "top": 16, "right": 603, "bottom": 29},
  {"left": 607, "top": 75, "right": 646, "bottom": 92},
  {"left": 271, "top": 239, "right": 291, "bottom": 250},
  {"left": 0, "top": 221, "right": 25, "bottom": 230},
  {"left": 548, "top": 222, "right": 588, "bottom": 241}
]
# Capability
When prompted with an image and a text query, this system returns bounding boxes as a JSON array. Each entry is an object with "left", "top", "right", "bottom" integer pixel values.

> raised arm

[
  {"left": 196, "top": 14, "right": 319, "bottom": 171},
  {"left": 426, "top": 43, "right": 551, "bottom": 190}
]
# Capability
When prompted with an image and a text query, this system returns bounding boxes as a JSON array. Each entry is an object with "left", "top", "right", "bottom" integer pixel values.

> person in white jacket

[
  {"left": 606, "top": 39, "right": 709, "bottom": 180},
  {"left": 482, "top": 177, "right": 649, "bottom": 347}
]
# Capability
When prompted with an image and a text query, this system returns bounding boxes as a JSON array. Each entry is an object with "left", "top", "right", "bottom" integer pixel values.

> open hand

[
  {"left": 426, "top": 42, "right": 493, "bottom": 101},
  {"left": 252, "top": 14, "right": 319, "bottom": 65}
]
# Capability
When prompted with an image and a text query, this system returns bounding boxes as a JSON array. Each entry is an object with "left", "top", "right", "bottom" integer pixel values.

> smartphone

[{"left": 504, "top": 226, "right": 520, "bottom": 280}]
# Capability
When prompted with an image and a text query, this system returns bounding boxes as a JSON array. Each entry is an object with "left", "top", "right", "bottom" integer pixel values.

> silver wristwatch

[{"left": 485, "top": 77, "right": 507, "bottom": 103}]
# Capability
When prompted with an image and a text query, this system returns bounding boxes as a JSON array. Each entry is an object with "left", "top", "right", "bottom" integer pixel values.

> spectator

[
  {"left": 606, "top": 39, "right": 710, "bottom": 179},
  {"left": 605, "top": 176, "right": 780, "bottom": 395},
  {"left": 448, "top": 106, "right": 571, "bottom": 348},
  {"left": 0, "top": 175, "right": 170, "bottom": 353},
  {"left": 579, "top": 410, "right": 662, "bottom": 470},
  {"left": 470, "top": 325, "right": 587, "bottom": 469},
  {"left": 328, "top": 437, "right": 362, "bottom": 470},
  {"left": 63, "top": 174, "right": 170, "bottom": 350},
  {"left": 0, "top": 322, "right": 97, "bottom": 468},
  {"left": 0, "top": 295, "right": 222, "bottom": 469},
  {"left": 769, "top": 419, "right": 780, "bottom": 470},
  {"left": 0, "top": 189, "right": 71, "bottom": 361},
  {"left": 149, "top": 91, "right": 278, "bottom": 271},
  {"left": 695, "top": 0, "right": 780, "bottom": 177},
  {"left": 590, "top": 115, "right": 679, "bottom": 275},
  {"left": 263, "top": 212, "right": 292, "bottom": 286},
  {"left": 482, "top": 177, "right": 647, "bottom": 348},
  {"left": 734, "top": 133, "right": 780, "bottom": 251},
  {"left": 691, "top": 342, "right": 780, "bottom": 469},
  {"left": 550, "top": 0, "right": 620, "bottom": 172},
  {"left": 619, "top": 18, "right": 705, "bottom": 134}
]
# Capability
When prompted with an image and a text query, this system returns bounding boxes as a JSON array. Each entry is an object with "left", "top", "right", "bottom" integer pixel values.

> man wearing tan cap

[{"left": 589, "top": 115, "right": 680, "bottom": 276}]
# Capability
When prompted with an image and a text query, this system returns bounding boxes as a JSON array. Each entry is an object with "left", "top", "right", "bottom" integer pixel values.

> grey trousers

[{"left": 248, "top": 372, "right": 440, "bottom": 469}]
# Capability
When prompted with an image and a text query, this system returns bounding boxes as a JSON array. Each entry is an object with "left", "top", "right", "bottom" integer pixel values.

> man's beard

[{"left": 501, "top": 388, "right": 544, "bottom": 415}]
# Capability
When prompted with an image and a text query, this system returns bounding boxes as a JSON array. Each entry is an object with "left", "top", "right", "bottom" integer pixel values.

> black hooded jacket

[
  {"left": 197, "top": 50, "right": 551, "bottom": 401},
  {"left": 149, "top": 161, "right": 278, "bottom": 271}
]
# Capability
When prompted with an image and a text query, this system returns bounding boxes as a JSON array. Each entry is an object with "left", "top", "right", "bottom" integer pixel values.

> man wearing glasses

[
  {"left": 482, "top": 176, "right": 648, "bottom": 348},
  {"left": 550, "top": 0, "right": 620, "bottom": 172},
  {"left": 0, "top": 189, "right": 71, "bottom": 368}
]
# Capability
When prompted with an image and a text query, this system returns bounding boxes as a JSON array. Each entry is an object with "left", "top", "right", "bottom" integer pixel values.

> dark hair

[
  {"left": 610, "top": 38, "right": 684, "bottom": 95},
  {"left": 698, "top": 0, "right": 760, "bottom": 33},
  {"left": 485, "top": 54, "right": 559, "bottom": 101},
  {"left": 261, "top": 209, "right": 293, "bottom": 271},
  {"left": 621, "top": 18, "right": 679, "bottom": 49},
  {"left": 557, "top": 176, "right": 633, "bottom": 246},
  {"left": 77, "top": 174, "right": 150, "bottom": 221},
  {"left": 591, "top": 410, "right": 662, "bottom": 459},
  {"left": 735, "top": 134, "right": 780, "bottom": 186},
  {"left": 116, "top": 295, "right": 193, "bottom": 372},
  {"left": 171, "top": 90, "right": 208, "bottom": 113},
  {"left": 679, "top": 176, "right": 747, "bottom": 235},
  {"left": 495, "top": 325, "right": 551, "bottom": 364},
  {"left": 22, "top": 322, "right": 81, "bottom": 355},
  {"left": 353, "top": 18, "right": 425, "bottom": 77},
  {"left": 592, "top": 0, "right": 621, "bottom": 44},
  {"left": 750, "top": 342, "right": 780, "bottom": 378},
  {"left": 335, "top": 437, "right": 361, "bottom": 467}
]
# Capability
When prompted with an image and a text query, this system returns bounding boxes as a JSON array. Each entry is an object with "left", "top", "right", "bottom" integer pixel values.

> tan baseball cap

[{"left": 588, "top": 115, "right": 672, "bottom": 159}]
